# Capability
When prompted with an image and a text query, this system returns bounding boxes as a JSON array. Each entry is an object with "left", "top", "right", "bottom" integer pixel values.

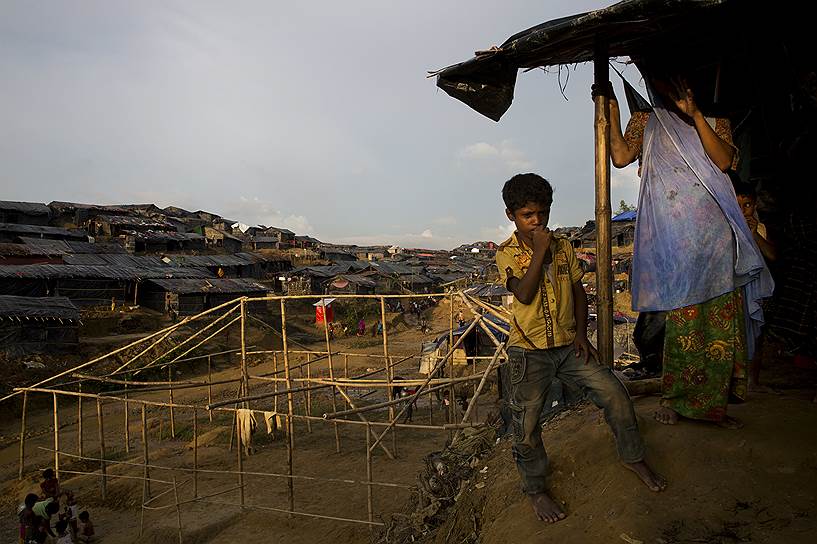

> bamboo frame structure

[{"left": 10, "top": 291, "right": 507, "bottom": 535}]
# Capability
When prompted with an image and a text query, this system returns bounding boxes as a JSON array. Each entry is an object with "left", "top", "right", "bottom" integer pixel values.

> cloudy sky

[{"left": 0, "top": 0, "right": 642, "bottom": 249}]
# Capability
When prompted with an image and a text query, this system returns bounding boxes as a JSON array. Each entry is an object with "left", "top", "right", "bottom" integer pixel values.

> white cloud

[
  {"left": 420, "top": 228, "right": 433, "bottom": 238},
  {"left": 432, "top": 216, "right": 457, "bottom": 226},
  {"left": 611, "top": 164, "right": 640, "bottom": 189},
  {"left": 224, "top": 196, "right": 314, "bottom": 234},
  {"left": 458, "top": 140, "right": 533, "bottom": 172},
  {"left": 331, "top": 230, "right": 462, "bottom": 250},
  {"left": 479, "top": 222, "right": 516, "bottom": 243}
]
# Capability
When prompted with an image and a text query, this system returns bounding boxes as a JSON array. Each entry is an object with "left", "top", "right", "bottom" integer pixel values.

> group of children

[{"left": 17, "top": 469, "right": 95, "bottom": 544}]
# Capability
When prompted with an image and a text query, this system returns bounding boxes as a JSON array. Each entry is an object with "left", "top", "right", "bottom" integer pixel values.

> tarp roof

[
  {"left": 612, "top": 210, "right": 637, "bottom": 221},
  {"left": 0, "top": 264, "right": 212, "bottom": 281},
  {"left": 0, "top": 295, "right": 79, "bottom": 320},
  {"left": 0, "top": 223, "right": 87, "bottom": 240},
  {"left": 0, "top": 201, "right": 50, "bottom": 215},
  {"left": 146, "top": 278, "right": 271, "bottom": 294},
  {"left": 433, "top": 0, "right": 730, "bottom": 121}
]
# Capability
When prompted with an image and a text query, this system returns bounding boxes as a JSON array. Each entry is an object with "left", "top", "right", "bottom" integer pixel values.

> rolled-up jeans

[{"left": 508, "top": 345, "right": 645, "bottom": 495}]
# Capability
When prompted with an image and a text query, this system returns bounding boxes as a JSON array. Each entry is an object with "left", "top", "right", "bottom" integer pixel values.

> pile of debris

[{"left": 376, "top": 423, "right": 498, "bottom": 544}]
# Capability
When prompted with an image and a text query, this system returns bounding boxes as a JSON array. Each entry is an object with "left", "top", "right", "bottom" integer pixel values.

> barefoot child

[
  {"left": 496, "top": 174, "right": 666, "bottom": 523},
  {"left": 18, "top": 493, "right": 38, "bottom": 544},
  {"left": 77, "top": 510, "right": 95, "bottom": 543}
]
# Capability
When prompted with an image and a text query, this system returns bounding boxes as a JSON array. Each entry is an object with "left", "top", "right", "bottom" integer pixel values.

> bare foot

[
  {"left": 622, "top": 460, "right": 667, "bottom": 492},
  {"left": 653, "top": 406, "right": 678, "bottom": 425},
  {"left": 528, "top": 492, "right": 566, "bottom": 523},
  {"left": 715, "top": 415, "right": 744, "bottom": 429}
]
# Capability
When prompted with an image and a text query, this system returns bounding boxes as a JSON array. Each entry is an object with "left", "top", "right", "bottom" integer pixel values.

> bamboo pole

[
  {"left": 18, "top": 391, "right": 27, "bottom": 480},
  {"left": 77, "top": 384, "right": 83, "bottom": 458},
  {"left": 172, "top": 476, "right": 183, "bottom": 544},
  {"left": 236, "top": 411, "right": 244, "bottom": 507},
  {"left": 448, "top": 292, "right": 455, "bottom": 428},
  {"left": 306, "top": 354, "right": 313, "bottom": 428},
  {"left": 168, "top": 367, "right": 176, "bottom": 438},
  {"left": 240, "top": 299, "right": 249, "bottom": 410},
  {"left": 343, "top": 354, "right": 349, "bottom": 408},
  {"left": 53, "top": 393, "right": 60, "bottom": 479},
  {"left": 333, "top": 386, "right": 395, "bottom": 460},
  {"left": 380, "top": 297, "right": 397, "bottom": 456},
  {"left": 207, "top": 355, "right": 213, "bottom": 423},
  {"left": 452, "top": 345, "right": 503, "bottom": 443},
  {"left": 594, "top": 41, "right": 614, "bottom": 368},
  {"left": 124, "top": 385, "right": 130, "bottom": 454},
  {"left": 281, "top": 300, "right": 295, "bottom": 512},
  {"left": 273, "top": 351, "right": 279, "bottom": 413},
  {"left": 142, "top": 404, "right": 151, "bottom": 499},
  {"left": 193, "top": 408, "right": 198, "bottom": 498},
  {"left": 321, "top": 310, "right": 341, "bottom": 453},
  {"left": 365, "top": 423, "right": 373, "bottom": 525},
  {"left": 96, "top": 398, "right": 107, "bottom": 500},
  {"left": 146, "top": 314, "right": 241, "bottom": 375}
]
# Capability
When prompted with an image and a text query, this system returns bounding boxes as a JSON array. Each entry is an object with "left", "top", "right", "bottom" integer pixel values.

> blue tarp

[{"left": 612, "top": 210, "right": 637, "bottom": 222}]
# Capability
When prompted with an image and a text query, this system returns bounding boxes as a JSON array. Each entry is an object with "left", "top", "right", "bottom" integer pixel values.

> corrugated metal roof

[
  {"left": 0, "top": 295, "right": 79, "bottom": 319},
  {"left": 0, "top": 264, "right": 213, "bottom": 280},
  {"left": 146, "top": 278, "right": 271, "bottom": 294},
  {"left": 0, "top": 223, "right": 87, "bottom": 240}
]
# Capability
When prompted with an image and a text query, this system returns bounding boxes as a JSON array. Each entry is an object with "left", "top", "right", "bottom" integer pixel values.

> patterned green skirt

[{"left": 661, "top": 289, "right": 748, "bottom": 422}]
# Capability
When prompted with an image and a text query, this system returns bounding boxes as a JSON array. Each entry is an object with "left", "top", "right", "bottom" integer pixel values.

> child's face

[
  {"left": 506, "top": 201, "right": 551, "bottom": 238},
  {"left": 737, "top": 195, "right": 756, "bottom": 218}
]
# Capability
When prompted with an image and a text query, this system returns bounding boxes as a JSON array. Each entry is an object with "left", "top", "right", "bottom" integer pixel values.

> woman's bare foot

[
  {"left": 528, "top": 492, "right": 566, "bottom": 523},
  {"left": 715, "top": 415, "right": 743, "bottom": 429},
  {"left": 653, "top": 406, "right": 678, "bottom": 425},
  {"left": 622, "top": 460, "right": 667, "bottom": 492}
]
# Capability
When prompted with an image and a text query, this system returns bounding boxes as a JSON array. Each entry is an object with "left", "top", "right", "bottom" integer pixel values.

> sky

[{"left": 0, "top": 0, "right": 643, "bottom": 250}]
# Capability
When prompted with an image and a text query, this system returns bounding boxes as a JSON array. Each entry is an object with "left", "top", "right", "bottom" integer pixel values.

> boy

[
  {"left": 729, "top": 170, "right": 777, "bottom": 262},
  {"left": 54, "top": 520, "right": 72, "bottom": 544},
  {"left": 77, "top": 510, "right": 95, "bottom": 542},
  {"left": 18, "top": 493, "right": 38, "bottom": 544},
  {"left": 496, "top": 174, "right": 666, "bottom": 523}
]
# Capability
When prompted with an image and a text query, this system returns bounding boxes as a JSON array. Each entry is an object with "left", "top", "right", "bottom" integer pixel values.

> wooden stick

[
  {"left": 321, "top": 303, "right": 340, "bottom": 453},
  {"left": 77, "top": 384, "right": 83, "bottom": 458},
  {"left": 53, "top": 393, "right": 60, "bottom": 479},
  {"left": 207, "top": 356, "right": 213, "bottom": 423},
  {"left": 18, "top": 391, "right": 27, "bottom": 480},
  {"left": 172, "top": 476, "right": 183, "bottom": 544},
  {"left": 452, "top": 345, "right": 503, "bottom": 444},
  {"left": 124, "top": 386, "right": 130, "bottom": 454},
  {"left": 193, "top": 408, "right": 198, "bottom": 498},
  {"left": 281, "top": 300, "right": 295, "bottom": 512},
  {"left": 365, "top": 423, "right": 373, "bottom": 525},
  {"left": 305, "top": 354, "right": 313, "bottom": 431},
  {"left": 240, "top": 299, "right": 249, "bottom": 410},
  {"left": 168, "top": 366, "right": 176, "bottom": 438},
  {"left": 333, "top": 387, "right": 395, "bottom": 460},
  {"left": 448, "top": 292, "right": 455, "bottom": 428},
  {"left": 96, "top": 398, "right": 107, "bottom": 501},
  {"left": 272, "top": 352, "right": 279, "bottom": 413},
  {"left": 343, "top": 354, "right": 349, "bottom": 408},
  {"left": 380, "top": 297, "right": 397, "bottom": 456},
  {"left": 142, "top": 404, "right": 151, "bottom": 500},
  {"left": 236, "top": 411, "right": 244, "bottom": 507}
]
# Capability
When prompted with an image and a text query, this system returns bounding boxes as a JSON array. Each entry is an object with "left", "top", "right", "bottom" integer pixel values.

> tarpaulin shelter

[
  {"left": 0, "top": 295, "right": 79, "bottom": 355},
  {"left": 431, "top": 0, "right": 807, "bottom": 365},
  {"left": 313, "top": 297, "right": 336, "bottom": 324}
]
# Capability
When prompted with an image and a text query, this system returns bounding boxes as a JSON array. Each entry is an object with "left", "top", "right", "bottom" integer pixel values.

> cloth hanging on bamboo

[
  {"left": 631, "top": 93, "right": 773, "bottom": 356},
  {"left": 262, "top": 411, "right": 284, "bottom": 436},
  {"left": 236, "top": 409, "right": 257, "bottom": 455},
  {"left": 661, "top": 289, "right": 747, "bottom": 421}
]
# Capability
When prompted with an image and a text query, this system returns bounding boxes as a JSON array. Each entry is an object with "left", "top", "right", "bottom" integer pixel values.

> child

[
  {"left": 77, "top": 511, "right": 95, "bottom": 543},
  {"left": 31, "top": 497, "right": 60, "bottom": 543},
  {"left": 54, "top": 519, "right": 73, "bottom": 544},
  {"left": 729, "top": 170, "right": 777, "bottom": 262},
  {"left": 18, "top": 493, "right": 38, "bottom": 544},
  {"left": 496, "top": 174, "right": 666, "bottom": 523},
  {"left": 39, "top": 468, "right": 60, "bottom": 499}
]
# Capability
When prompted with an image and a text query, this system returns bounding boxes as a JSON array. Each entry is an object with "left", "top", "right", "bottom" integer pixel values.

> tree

[{"left": 616, "top": 200, "right": 635, "bottom": 214}]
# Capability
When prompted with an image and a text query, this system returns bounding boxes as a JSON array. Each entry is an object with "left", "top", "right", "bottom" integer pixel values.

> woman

[{"left": 603, "top": 68, "right": 773, "bottom": 427}]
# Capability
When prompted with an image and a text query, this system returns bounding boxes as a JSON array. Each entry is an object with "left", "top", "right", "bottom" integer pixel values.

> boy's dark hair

[
  {"left": 55, "top": 519, "right": 68, "bottom": 534},
  {"left": 728, "top": 170, "right": 755, "bottom": 197},
  {"left": 78, "top": 510, "right": 90, "bottom": 521},
  {"left": 45, "top": 500, "right": 60, "bottom": 515},
  {"left": 25, "top": 493, "right": 38, "bottom": 508},
  {"left": 502, "top": 173, "right": 554, "bottom": 212},
  {"left": 42, "top": 468, "right": 54, "bottom": 480}
]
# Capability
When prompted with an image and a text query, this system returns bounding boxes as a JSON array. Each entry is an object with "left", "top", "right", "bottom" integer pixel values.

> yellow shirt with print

[{"left": 495, "top": 232, "right": 584, "bottom": 350}]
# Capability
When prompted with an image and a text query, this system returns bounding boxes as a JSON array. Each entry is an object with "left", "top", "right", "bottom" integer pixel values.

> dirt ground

[
  {"left": 432, "top": 390, "right": 817, "bottom": 544},
  {"left": 0, "top": 296, "right": 490, "bottom": 543}
]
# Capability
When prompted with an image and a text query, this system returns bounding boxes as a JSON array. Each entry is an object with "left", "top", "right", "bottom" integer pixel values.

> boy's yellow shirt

[{"left": 496, "top": 232, "right": 584, "bottom": 350}]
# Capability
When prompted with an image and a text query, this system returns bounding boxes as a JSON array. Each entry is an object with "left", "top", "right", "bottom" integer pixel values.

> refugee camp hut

[
  {"left": 0, "top": 223, "right": 87, "bottom": 243},
  {"left": 205, "top": 227, "right": 244, "bottom": 253},
  {"left": 0, "top": 201, "right": 50, "bottom": 226},
  {"left": 320, "top": 248, "right": 357, "bottom": 263},
  {"left": 124, "top": 231, "right": 206, "bottom": 254},
  {"left": 463, "top": 283, "right": 513, "bottom": 307},
  {"left": 90, "top": 215, "right": 176, "bottom": 238},
  {"left": 314, "top": 297, "right": 335, "bottom": 324},
  {"left": 326, "top": 274, "right": 376, "bottom": 295},
  {"left": 251, "top": 236, "right": 280, "bottom": 251},
  {"left": 212, "top": 218, "right": 238, "bottom": 232},
  {"left": 0, "top": 295, "right": 79, "bottom": 355},
  {"left": 139, "top": 278, "right": 271, "bottom": 316},
  {"left": 294, "top": 235, "right": 320, "bottom": 249},
  {"left": 0, "top": 243, "right": 63, "bottom": 266},
  {"left": 264, "top": 227, "right": 296, "bottom": 246}
]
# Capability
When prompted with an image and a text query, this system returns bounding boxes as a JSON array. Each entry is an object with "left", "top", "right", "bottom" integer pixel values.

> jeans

[{"left": 508, "top": 345, "right": 645, "bottom": 495}]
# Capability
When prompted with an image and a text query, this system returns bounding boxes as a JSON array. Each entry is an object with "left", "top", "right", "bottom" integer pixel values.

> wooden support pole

[
  {"left": 18, "top": 391, "right": 27, "bottom": 480},
  {"left": 365, "top": 423, "right": 374, "bottom": 525},
  {"left": 193, "top": 408, "right": 198, "bottom": 498},
  {"left": 141, "top": 404, "right": 151, "bottom": 500},
  {"left": 286, "top": 415, "right": 294, "bottom": 515},
  {"left": 96, "top": 398, "right": 107, "bottom": 501},
  {"left": 452, "top": 345, "right": 503, "bottom": 444},
  {"left": 448, "top": 292, "right": 455, "bottom": 428},
  {"left": 168, "top": 366, "right": 176, "bottom": 438},
  {"left": 321, "top": 306, "right": 341, "bottom": 453},
  {"left": 207, "top": 355, "right": 213, "bottom": 423},
  {"left": 124, "top": 385, "right": 130, "bottom": 454},
  {"left": 380, "top": 297, "right": 397, "bottom": 456},
  {"left": 333, "top": 387, "right": 395, "bottom": 460},
  {"left": 77, "top": 384, "right": 83, "bottom": 458},
  {"left": 305, "top": 354, "right": 313, "bottom": 430},
  {"left": 343, "top": 354, "right": 349, "bottom": 408},
  {"left": 236, "top": 411, "right": 244, "bottom": 507},
  {"left": 281, "top": 300, "right": 296, "bottom": 514},
  {"left": 172, "top": 476, "right": 183, "bottom": 544},
  {"left": 53, "top": 393, "right": 59, "bottom": 479},
  {"left": 240, "top": 299, "right": 249, "bottom": 409},
  {"left": 594, "top": 41, "right": 614, "bottom": 368},
  {"left": 273, "top": 352, "right": 279, "bottom": 413}
]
